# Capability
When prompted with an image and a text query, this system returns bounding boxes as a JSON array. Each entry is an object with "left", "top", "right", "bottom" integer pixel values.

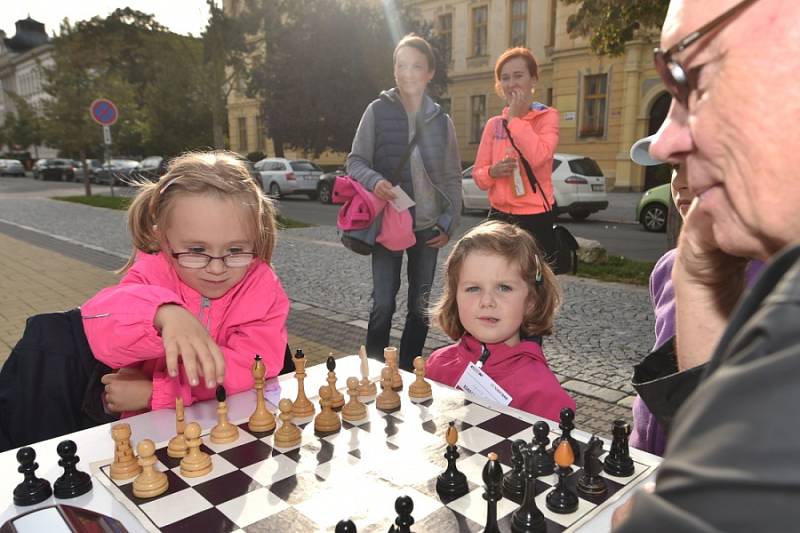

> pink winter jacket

[
  {"left": 425, "top": 334, "right": 575, "bottom": 421},
  {"left": 81, "top": 251, "right": 289, "bottom": 413},
  {"left": 333, "top": 175, "right": 415, "bottom": 251},
  {"left": 473, "top": 104, "right": 559, "bottom": 215}
]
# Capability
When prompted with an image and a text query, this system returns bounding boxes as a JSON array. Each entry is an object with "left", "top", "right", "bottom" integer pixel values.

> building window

[
  {"left": 548, "top": 0, "right": 557, "bottom": 47},
  {"left": 439, "top": 97, "right": 452, "bottom": 115},
  {"left": 255, "top": 115, "right": 265, "bottom": 151},
  {"left": 510, "top": 0, "right": 528, "bottom": 47},
  {"left": 238, "top": 117, "right": 248, "bottom": 152},
  {"left": 472, "top": 6, "right": 488, "bottom": 57},
  {"left": 438, "top": 14, "right": 453, "bottom": 64},
  {"left": 470, "top": 95, "right": 487, "bottom": 143},
  {"left": 580, "top": 74, "right": 608, "bottom": 138},
  {"left": 546, "top": 87, "right": 553, "bottom": 107}
]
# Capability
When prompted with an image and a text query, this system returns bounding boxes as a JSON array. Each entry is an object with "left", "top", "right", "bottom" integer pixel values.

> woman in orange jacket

[{"left": 473, "top": 47, "right": 559, "bottom": 261}]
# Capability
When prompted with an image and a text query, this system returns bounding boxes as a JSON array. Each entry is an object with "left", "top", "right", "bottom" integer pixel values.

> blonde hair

[
  {"left": 432, "top": 220, "right": 561, "bottom": 340},
  {"left": 120, "top": 151, "right": 277, "bottom": 273}
]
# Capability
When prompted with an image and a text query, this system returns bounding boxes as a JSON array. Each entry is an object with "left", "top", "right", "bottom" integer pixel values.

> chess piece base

[
  {"left": 274, "top": 427, "right": 302, "bottom": 448},
  {"left": 180, "top": 456, "right": 212, "bottom": 478},
  {"left": 502, "top": 471, "right": 526, "bottom": 504},
  {"left": 167, "top": 436, "right": 187, "bottom": 458},
  {"left": 376, "top": 392, "right": 400, "bottom": 412},
  {"left": 604, "top": 457, "right": 634, "bottom": 477},
  {"left": 577, "top": 474, "right": 607, "bottom": 496},
  {"left": 545, "top": 486, "right": 579, "bottom": 514},
  {"left": 291, "top": 399, "right": 315, "bottom": 419},
  {"left": 133, "top": 471, "right": 168, "bottom": 499},
  {"left": 54, "top": 471, "right": 93, "bottom": 499},
  {"left": 13, "top": 479, "right": 52, "bottom": 507},
  {"left": 210, "top": 424, "right": 239, "bottom": 444},
  {"left": 436, "top": 471, "right": 469, "bottom": 498},
  {"left": 510, "top": 506, "right": 546, "bottom": 533},
  {"left": 408, "top": 382, "right": 432, "bottom": 399},
  {"left": 110, "top": 459, "right": 141, "bottom": 480},
  {"left": 314, "top": 417, "right": 341, "bottom": 434},
  {"left": 341, "top": 404, "right": 368, "bottom": 422},
  {"left": 248, "top": 415, "right": 276, "bottom": 433}
]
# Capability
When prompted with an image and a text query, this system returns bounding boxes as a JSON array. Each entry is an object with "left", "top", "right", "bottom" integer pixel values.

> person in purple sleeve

[{"left": 628, "top": 132, "right": 763, "bottom": 455}]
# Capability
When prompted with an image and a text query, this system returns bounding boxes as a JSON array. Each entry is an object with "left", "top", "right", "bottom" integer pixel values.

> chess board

[{"left": 91, "top": 383, "right": 659, "bottom": 532}]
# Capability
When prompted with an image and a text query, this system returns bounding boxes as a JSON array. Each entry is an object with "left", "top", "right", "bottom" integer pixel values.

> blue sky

[{"left": 1, "top": 1, "right": 217, "bottom": 38}]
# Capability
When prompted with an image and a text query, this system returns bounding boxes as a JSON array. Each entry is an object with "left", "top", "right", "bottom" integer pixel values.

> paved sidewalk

[{"left": 0, "top": 196, "right": 654, "bottom": 439}]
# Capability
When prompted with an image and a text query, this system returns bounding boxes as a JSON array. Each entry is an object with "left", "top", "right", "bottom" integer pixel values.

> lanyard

[{"left": 476, "top": 344, "right": 491, "bottom": 369}]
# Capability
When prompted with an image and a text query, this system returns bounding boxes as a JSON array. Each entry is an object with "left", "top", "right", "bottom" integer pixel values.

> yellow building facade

[
  {"left": 409, "top": 0, "right": 670, "bottom": 190},
  {"left": 226, "top": 0, "right": 669, "bottom": 189}
]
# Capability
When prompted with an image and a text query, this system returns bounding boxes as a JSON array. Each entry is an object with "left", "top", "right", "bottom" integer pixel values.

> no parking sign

[{"left": 89, "top": 99, "right": 118, "bottom": 126}]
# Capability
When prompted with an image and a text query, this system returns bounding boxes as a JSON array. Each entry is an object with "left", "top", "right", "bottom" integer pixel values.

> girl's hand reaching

[
  {"left": 101, "top": 368, "right": 153, "bottom": 413},
  {"left": 154, "top": 304, "right": 226, "bottom": 388}
]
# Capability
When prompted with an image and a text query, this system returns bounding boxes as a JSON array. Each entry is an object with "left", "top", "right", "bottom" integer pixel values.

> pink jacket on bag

[
  {"left": 81, "top": 251, "right": 290, "bottom": 414},
  {"left": 425, "top": 333, "right": 575, "bottom": 421},
  {"left": 333, "top": 175, "right": 415, "bottom": 251}
]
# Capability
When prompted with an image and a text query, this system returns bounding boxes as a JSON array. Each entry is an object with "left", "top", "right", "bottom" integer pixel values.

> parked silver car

[
  {"left": 461, "top": 153, "right": 608, "bottom": 221},
  {"left": 254, "top": 158, "right": 323, "bottom": 199},
  {"left": 0, "top": 159, "right": 25, "bottom": 177},
  {"left": 95, "top": 159, "right": 140, "bottom": 185}
]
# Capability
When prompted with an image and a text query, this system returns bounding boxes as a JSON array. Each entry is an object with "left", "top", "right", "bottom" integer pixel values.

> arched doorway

[{"left": 645, "top": 92, "right": 672, "bottom": 190}]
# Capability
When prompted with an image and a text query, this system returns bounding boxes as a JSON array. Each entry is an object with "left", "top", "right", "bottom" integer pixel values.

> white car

[
  {"left": 461, "top": 153, "right": 608, "bottom": 220},
  {"left": 0, "top": 159, "right": 25, "bottom": 177},
  {"left": 254, "top": 158, "right": 323, "bottom": 199}
]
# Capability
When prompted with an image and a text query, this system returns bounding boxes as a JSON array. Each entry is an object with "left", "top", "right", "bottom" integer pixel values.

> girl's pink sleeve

[
  {"left": 506, "top": 109, "right": 560, "bottom": 168},
  {"left": 217, "top": 279, "right": 290, "bottom": 397},
  {"left": 473, "top": 118, "right": 499, "bottom": 190},
  {"left": 82, "top": 283, "right": 181, "bottom": 369}
]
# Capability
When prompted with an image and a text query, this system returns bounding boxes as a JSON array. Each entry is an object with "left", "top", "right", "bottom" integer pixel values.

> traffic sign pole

[{"left": 89, "top": 99, "right": 119, "bottom": 196}]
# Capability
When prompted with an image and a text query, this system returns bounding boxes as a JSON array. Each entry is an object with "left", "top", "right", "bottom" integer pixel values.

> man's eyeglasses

[
  {"left": 170, "top": 249, "right": 255, "bottom": 269},
  {"left": 654, "top": 0, "right": 759, "bottom": 105}
]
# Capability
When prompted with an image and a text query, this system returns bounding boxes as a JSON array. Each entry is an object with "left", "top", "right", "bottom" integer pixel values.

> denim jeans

[{"left": 366, "top": 227, "right": 440, "bottom": 371}]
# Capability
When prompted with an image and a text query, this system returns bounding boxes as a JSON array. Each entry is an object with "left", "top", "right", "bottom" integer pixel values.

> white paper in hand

[{"left": 389, "top": 185, "right": 415, "bottom": 212}]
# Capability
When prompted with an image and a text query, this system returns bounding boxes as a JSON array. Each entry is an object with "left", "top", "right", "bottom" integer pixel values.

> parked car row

[
  {"left": 27, "top": 157, "right": 167, "bottom": 185},
  {"left": 0, "top": 159, "right": 26, "bottom": 177}
]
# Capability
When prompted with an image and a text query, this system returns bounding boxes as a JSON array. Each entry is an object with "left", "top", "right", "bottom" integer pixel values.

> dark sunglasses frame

[{"left": 653, "top": 0, "right": 760, "bottom": 105}]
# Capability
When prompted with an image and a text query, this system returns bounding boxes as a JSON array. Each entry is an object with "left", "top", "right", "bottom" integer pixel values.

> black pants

[
  {"left": 0, "top": 309, "right": 116, "bottom": 452},
  {"left": 488, "top": 209, "right": 557, "bottom": 263}
]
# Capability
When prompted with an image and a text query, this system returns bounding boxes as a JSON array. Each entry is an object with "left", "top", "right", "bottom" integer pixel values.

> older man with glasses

[{"left": 612, "top": 0, "right": 800, "bottom": 531}]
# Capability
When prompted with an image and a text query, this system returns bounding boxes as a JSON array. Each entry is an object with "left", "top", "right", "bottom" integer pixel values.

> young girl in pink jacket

[
  {"left": 425, "top": 221, "right": 575, "bottom": 421},
  {"left": 82, "top": 151, "right": 289, "bottom": 416}
]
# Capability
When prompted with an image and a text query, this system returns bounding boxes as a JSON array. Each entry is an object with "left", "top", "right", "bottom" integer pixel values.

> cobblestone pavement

[{"left": 0, "top": 197, "right": 657, "bottom": 438}]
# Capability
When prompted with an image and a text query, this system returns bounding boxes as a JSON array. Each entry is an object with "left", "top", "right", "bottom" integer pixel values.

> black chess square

[
  {"left": 219, "top": 439, "right": 273, "bottom": 468},
  {"left": 193, "top": 469, "right": 262, "bottom": 506},
  {"left": 155, "top": 443, "right": 215, "bottom": 470},
  {"left": 160, "top": 506, "right": 238, "bottom": 533},
  {"left": 238, "top": 421, "right": 275, "bottom": 439},
  {"left": 477, "top": 413, "right": 533, "bottom": 438}
]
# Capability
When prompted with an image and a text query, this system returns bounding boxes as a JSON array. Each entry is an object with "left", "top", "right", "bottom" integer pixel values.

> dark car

[
  {"left": 317, "top": 169, "right": 345, "bottom": 204},
  {"left": 32, "top": 159, "right": 76, "bottom": 181},
  {"left": 95, "top": 159, "right": 140, "bottom": 185},
  {"left": 135, "top": 156, "right": 167, "bottom": 181}
]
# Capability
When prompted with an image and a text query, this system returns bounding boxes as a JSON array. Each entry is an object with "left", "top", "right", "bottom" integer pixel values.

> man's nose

[{"left": 649, "top": 100, "right": 693, "bottom": 165}]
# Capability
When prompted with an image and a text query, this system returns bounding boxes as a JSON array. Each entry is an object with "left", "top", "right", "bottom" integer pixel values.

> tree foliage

[
  {"left": 561, "top": 0, "right": 669, "bottom": 56},
  {"left": 244, "top": 0, "right": 449, "bottom": 157},
  {"left": 1, "top": 93, "right": 44, "bottom": 154}
]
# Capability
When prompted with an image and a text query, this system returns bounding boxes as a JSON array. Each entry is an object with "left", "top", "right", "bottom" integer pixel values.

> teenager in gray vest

[{"left": 347, "top": 34, "right": 461, "bottom": 370}]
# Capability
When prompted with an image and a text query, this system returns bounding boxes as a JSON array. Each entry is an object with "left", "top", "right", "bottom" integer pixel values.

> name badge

[{"left": 455, "top": 362, "right": 512, "bottom": 406}]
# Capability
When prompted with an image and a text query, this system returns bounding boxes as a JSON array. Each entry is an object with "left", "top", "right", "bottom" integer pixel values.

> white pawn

[
  {"left": 133, "top": 439, "right": 168, "bottom": 498},
  {"left": 408, "top": 356, "right": 433, "bottom": 401},
  {"left": 314, "top": 385, "right": 341, "bottom": 433},
  {"left": 376, "top": 366, "right": 401, "bottom": 412},
  {"left": 180, "top": 422, "right": 212, "bottom": 478},
  {"left": 342, "top": 377, "right": 368, "bottom": 422},
  {"left": 274, "top": 398, "right": 302, "bottom": 448}
]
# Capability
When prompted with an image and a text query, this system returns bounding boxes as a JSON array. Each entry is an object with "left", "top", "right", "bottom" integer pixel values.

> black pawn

[
  {"left": 577, "top": 435, "right": 607, "bottom": 497},
  {"left": 531, "top": 421, "right": 555, "bottom": 476},
  {"left": 436, "top": 422, "right": 469, "bottom": 498},
  {"left": 13, "top": 447, "right": 52, "bottom": 506},
  {"left": 389, "top": 495, "right": 414, "bottom": 533},
  {"left": 510, "top": 447, "right": 546, "bottom": 533},
  {"left": 604, "top": 419, "right": 634, "bottom": 477},
  {"left": 335, "top": 519, "right": 357, "bottom": 532},
  {"left": 482, "top": 453, "right": 504, "bottom": 533},
  {"left": 54, "top": 440, "right": 92, "bottom": 499},
  {"left": 502, "top": 439, "right": 527, "bottom": 503},
  {"left": 551, "top": 407, "right": 581, "bottom": 466}
]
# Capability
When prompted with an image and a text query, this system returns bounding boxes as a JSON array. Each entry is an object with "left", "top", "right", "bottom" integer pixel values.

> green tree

[
  {"left": 561, "top": 0, "right": 669, "bottom": 56},
  {"left": 245, "top": 0, "right": 449, "bottom": 157},
  {"left": 1, "top": 93, "right": 44, "bottom": 157}
]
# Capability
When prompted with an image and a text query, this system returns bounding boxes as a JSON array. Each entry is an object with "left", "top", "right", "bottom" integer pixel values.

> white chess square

[
  {"left": 172, "top": 453, "right": 238, "bottom": 486},
  {"left": 322, "top": 426, "right": 371, "bottom": 452},
  {"left": 456, "top": 452, "right": 510, "bottom": 482},
  {"left": 101, "top": 463, "right": 166, "bottom": 487},
  {"left": 216, "top": 487, "right": 289, "bottom": 528},
  {"left": 448, "top": 403, "right": 501, "bottom": 425},
  {"left": 457, "top": 426, "right": 506, "bottom": 453},
  {"left": 203, "top": 429, "right": 257, "bottom": 454},
  {"left": 241, "top": 453, "right": 299, "bottom": 486},
  {"left": 389, "top": 402, "right": 436, "bottom": 423},
  {"left": 139, "top": 488, "right": 212, "bottom": 527},
  {"left": 445, "top": 487, "right": 518, "bottom": 525}
]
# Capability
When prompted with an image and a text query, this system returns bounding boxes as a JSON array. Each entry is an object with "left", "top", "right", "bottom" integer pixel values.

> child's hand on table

[
  {"left": 101, "top": 368, "right": 153, "bottom": 413},
  {"left": 154, "top": 304, "right": 226, "bottom": 388}
]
